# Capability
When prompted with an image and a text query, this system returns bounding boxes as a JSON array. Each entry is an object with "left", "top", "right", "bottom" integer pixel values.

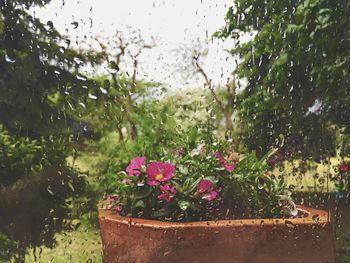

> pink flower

[
  {"left": 126, "top": 157, "right": 145, "bottom": 176},
  {"left": 191, "top": 143, "right": 206, "bottom": 156},
  {"left": 157, "top": 184, "right": 176, "bottom": 202},
  {"left": 106, "top": 194, "right": 118, "bottom": 203},
  {"left": 122, "top": 178, "right": 132, "bottom": 184},
  {"left": 106, "top": 194, "right": 123, "bottom": 211},
  {"left": 146, "top": 162, "right": 175, "bottom": 186},
  {"left": 339, "top": 164, "right": 348, "bottom": 173},
  {"left": 197, "top": 179, "right": 218, "bottom": 201},
  {"left": 214, "top": 152, "right": 235, "bottom": 171},
  {"left": 214, "top": 151, "right": 226, "bottom": 163},
  {"left": 223, "top": 163, "right": 235, "bottom": 171},
  {"left": 202, "top": 191, "right": 218, "bottom": 201},
  {"left": 197, "top": 179, "right": 214, "bottom": 193}
]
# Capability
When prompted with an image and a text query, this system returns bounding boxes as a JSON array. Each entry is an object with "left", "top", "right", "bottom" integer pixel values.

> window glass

[{"left": 0, "top": 0, "right": 348, "bottom": 262}]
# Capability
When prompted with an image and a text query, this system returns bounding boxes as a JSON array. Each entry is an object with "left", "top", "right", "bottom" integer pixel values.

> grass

[
  {"left": 25, "top": 226, "right": 102, "bottom": 263},
  {"left": 283, "top": 157, "right": 340, "bottom": 192},
  {"left": 24, "top": 142, "right": 107, "bottom": 262}
]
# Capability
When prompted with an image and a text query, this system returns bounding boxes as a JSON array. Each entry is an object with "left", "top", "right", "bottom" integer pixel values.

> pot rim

[{"left": 98, "top": 205, "right": 330, "bottom": 229}]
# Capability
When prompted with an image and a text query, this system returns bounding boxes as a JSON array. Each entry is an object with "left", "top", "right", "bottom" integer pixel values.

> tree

[
  {"left": 175, "top": 39, "right": 236, "bottom": 133},
  {"left": 89, "top": 30, "right": 156, "bottom": 141},
  {"left": 0, "top": 0, "right": 93, "bottom": 261},
  {"left": 217, "top": 0, "right": 350, "bottom": 158}
]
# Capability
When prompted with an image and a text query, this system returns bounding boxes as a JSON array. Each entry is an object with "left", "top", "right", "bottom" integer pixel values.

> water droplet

[
  {"left": 289, "top": 184, "right": 296, "bottom": 191},
  {"left": 312, "top": 214, "right": 320, "bottom": 222},
  {"left": 71, "top": 21, "right": 79, "bottom": 29},
  {"left": 284, "top": 220, "right": 296, "bottom": 228},
  {"left": 64, "top": 39, "right": 71, "bottom": 48},
  {"left": 107, "top": 61, "right": 119, "bottom": 74},
  {"left": 74, "top": 57, "right": 83, "bottom": 65},
  {"left": 76, "top": 74, "right": 87, "bottom": 81},
  {"left": 88, "top": 93, "right": 97, "bottom": 100},
  {"left": 79, "top": 102, "right": 86, "bottom": 109},
  {"left": 5, "top": 53, "right": 15, "bottom": 63},
  {"left": 88, "top": 17, "right": 93, "bottom": 28},
  {"left": 45, "top": 21, "right": 54, "bottom": 31},
  {"left": 257, "top": 177, "right": 265, "bottom": 189}
]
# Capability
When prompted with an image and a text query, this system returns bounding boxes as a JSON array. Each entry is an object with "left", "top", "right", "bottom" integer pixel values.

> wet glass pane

[{"left": 0, "top": 0, "right": 348, "bottom": 262}]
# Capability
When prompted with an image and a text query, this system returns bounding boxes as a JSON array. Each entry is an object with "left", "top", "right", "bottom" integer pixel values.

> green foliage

[
  {"left": 80, "top": 74, "right": 162, "bottom": 134},
  {"left": 0, "top": 1, "right": 97, "bottom": 260},
  {"left": 217, "top": 0, "right": 350, "bottom": 157},
  {"left": 0, "top": 2, "right": 94, "bottom": 138},
  {"left": 103, "top": 129, "right": 293, "bottom": 221},
  {"left": 98, "top": 102, "right": 179, "bottom": 192},
  {"left": 0, "top": 231, "right": 16, "bottom": 261},
  {"left": 0, "top": 125, "right": 68, "bottom": 186}
]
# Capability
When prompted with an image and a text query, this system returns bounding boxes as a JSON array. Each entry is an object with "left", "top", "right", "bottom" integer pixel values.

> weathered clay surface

[{"left": 98, "top": 206, "right": 335, "bottom": 263}]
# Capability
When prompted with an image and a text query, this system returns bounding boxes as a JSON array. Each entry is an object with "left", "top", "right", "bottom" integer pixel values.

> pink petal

[
  {"left": 160, "top": 184, "right": 171, "bottom": 192},
  {"left": 224, "top": 164, "right": 235, "bottom": 171},
  {"left": 146, "top": 162, "right": 175, "bottom": 184},
  {"left": 146, "top": 179, "right": 159, "bottom": 186},
  {"left": 126, "top": 157, "right": 146, "bottom": 176},
  {"left": 214, "top": 151, "right": 226, "bottom": 163},
  {"left": 197, "top": 179, "right": 213, "bottom": 193},
  {"left": 202, "top": 191, "right": 218, "bottom": 201}
]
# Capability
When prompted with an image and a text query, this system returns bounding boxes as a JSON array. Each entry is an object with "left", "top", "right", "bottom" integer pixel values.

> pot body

[{"left": 98, "top": 206, "right": 335, "bottom": 263}]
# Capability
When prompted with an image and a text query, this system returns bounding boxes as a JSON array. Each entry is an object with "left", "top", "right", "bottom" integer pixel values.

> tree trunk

[
  {"left": 117, "top": 126, "right": 124, "bottom": 142},
  {"left": 223, "top": 110, "right": 234, "bottom": 132},
  {"left": 130, "top": 123, "right": 138, "bottom": 140},
  {"left": 126, "top": 92, "right": 138, "bottom": 140}
]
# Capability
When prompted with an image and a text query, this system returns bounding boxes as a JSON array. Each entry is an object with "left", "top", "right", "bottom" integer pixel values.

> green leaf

[
  {"left": 133, "top": 187, "right": 152, "bottom": 199},
  {"left": 178, "top": 200, "right": 190, "bottom": 211},
  {"left": 260, "top": 148, "right": 278, "bottom": 164},
  {"left": 67, "top": 181, "right": 75, "bottom": 192},
  {"left": 188, "top": 178, "right": 201, "bottom": 192},
  {"left": 47, "top": 186, "right": 55, "bottom": 196},
  {"left": 286, "top": 24, "right": 300, "bottom": 33},
  {"left": 152, "top": 209, "right": 165, "bottom": 218},
  {"left": 273, "top": 53, "right": 288, "bottom": 67},
  {"left": 133, "top": 200, "right": 145, "bottom": 208}
]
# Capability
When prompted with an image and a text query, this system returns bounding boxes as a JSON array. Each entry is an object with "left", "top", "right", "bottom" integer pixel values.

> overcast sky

[{"left": 32, "top": 0, "right": 237, "bottom": 88}]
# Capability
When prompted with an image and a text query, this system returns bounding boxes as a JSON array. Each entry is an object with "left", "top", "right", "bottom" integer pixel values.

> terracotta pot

[{"left": 98, "top": 206, "right": 335, "bottom": 263}]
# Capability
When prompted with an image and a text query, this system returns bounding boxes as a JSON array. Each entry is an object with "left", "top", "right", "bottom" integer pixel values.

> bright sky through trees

[{"left": 32, "top": 0, "right": 235, "bottom": 88}]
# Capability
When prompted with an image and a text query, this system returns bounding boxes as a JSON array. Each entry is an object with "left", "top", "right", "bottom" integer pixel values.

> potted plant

[{"left": 98, "top": 139, "right": 335, "bottom": 263}]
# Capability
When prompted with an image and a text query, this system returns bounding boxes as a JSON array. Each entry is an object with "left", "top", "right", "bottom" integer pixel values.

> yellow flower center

[{"left": 155, "top": 174, "right": 164, "bottom": 180}]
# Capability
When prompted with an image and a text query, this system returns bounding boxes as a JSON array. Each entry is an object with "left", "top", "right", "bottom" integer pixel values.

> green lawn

[
  {"left": 25, "top": 226, "right": 102, "bottom": 263},
  {"left": 25, "top": 145, "right": 106, "bottom": 262},
  {"left": 283, "top": 157, "right": 340, "bottom": 192}
]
